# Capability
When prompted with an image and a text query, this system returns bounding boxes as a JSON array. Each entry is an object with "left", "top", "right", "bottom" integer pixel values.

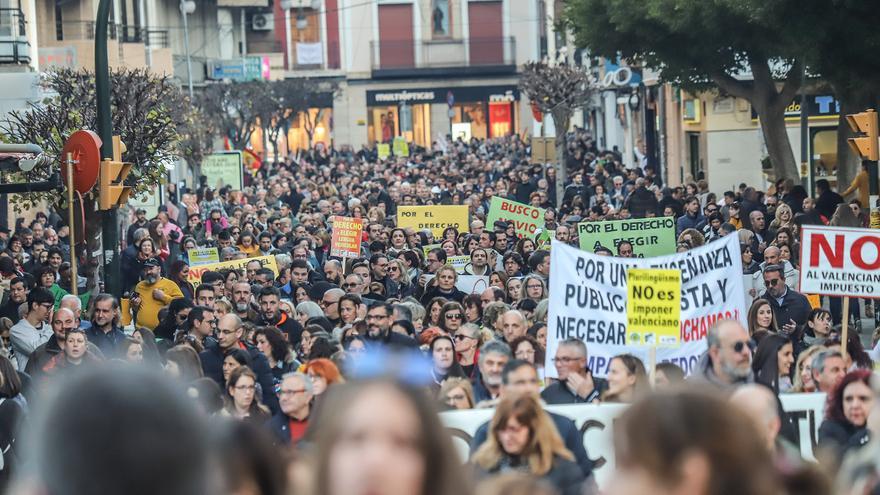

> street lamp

[{"left": 180, "top": 0, "right": 195, "bottom": 100}]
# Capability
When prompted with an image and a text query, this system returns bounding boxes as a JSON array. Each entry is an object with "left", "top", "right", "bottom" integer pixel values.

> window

[{"left": 431, "top": 0, "right": 450, "bottom": 37}]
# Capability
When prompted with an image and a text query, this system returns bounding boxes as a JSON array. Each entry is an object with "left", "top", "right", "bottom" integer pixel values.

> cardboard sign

[
  {"left": 546, "top": 235, "right": 745, "bottom": 377},
  {"left": 485, "top": 197, "right": 545, "bottom": 238},
  {"left": 187, "top": 255, "right": 279, "bottom": 287},
  {"left": 447, "top": 255, "right": 471, "bottom": 274},
  {"left": 377, "top": 143, "right": 391, "bottom": 160},
  {"left": 187, "top": 248, "right": 220, "bottom": 267},
  {"left": 578, "top": 217, "right": 676, "bottom": 258},
  {"left": 330, "top": 216, "right": 364, "bottom": 258},
  {"left": 397, "top": 205, "right": 469, "bottom": 238},
  {"left": 626, "top": 268, "right": 682, "bottom": 347},
  {"left": 392, "top": 137, "right": 409, "bottom": 156},
  {"left": 201, "top": 152, "right": 243, "bottom": 191},
  {"left": 799, "top": 225, "right": 880, "bottom": 298}
]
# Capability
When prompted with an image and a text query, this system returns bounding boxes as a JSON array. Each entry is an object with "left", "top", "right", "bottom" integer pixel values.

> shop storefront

[{"left": 366, "top": 85, "right": 520, "bottom": 147}]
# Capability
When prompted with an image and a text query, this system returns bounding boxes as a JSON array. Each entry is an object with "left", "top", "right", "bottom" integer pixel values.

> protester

[
  {"left": 224, "top": 366, "right": 270, "bottom": 424},
  {"left": 471, "top": 393, "right": 586, "bottom": 495},
  {"left": 542, "top": 338, "right": 606, "bottom": 404},
  {"left": 439, "top": 376, "right": 475, "bottom": 410},
  {"left": 818, "top": 369, "right": 874, "bottom": 465},
  {"left": 751, "top": 334, "right": 795, "bottom": 394},
  {"left": 694, "top": 319, "right": 753, "bottom": 390},
  {"left": 601, "top": 354, "right": 648, "bottom": 403}
]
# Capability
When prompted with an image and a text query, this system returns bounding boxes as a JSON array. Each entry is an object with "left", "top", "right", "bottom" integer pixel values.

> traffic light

[
  {"left": 846, "top": 109, "right": 879, "bottom": 161},
  {"left": 98, "top": 158, "right": 132, "bottom": 210}
]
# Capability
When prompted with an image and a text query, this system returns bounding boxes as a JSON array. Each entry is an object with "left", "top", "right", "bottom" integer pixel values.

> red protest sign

[
  {"left": 330, "top": 216, "right": 364, "bottom": 258},
  {"left": 799, "top": 225, "right": 880, "bottom": 298}
]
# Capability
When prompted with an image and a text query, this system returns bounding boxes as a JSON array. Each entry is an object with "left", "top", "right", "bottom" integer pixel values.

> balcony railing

[
  {"left": 370, "top": 37, "right": 515, "bottom": 71},
  {"left": 57, "top": 21, "right": 168, "bottom": 47},
  {"left": 0, "top": 8, "right": 30, "bottom": 64}
]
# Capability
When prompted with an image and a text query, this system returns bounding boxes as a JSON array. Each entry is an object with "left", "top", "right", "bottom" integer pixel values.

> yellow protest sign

[
  {"left": 392, "top": 136, "right": 409, "bottom": 156},
  {"left": 187, "top": 248, "right": 219, "bottom": 266},
  {"left": 626, "top": 268, "right": 681, "bottom": 347},
  {"left": 187, "top": 255, "right": 279, "bottom": 287},
  {"left": 377, "top": 143, "right": 391, "bottom": 160},
  {"left": 397, "top": 205, "right": 469, "bottom": 238}
]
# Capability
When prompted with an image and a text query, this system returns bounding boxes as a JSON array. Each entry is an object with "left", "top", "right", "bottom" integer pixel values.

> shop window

[
  {"left": 452, "top": 103, "right": 488, "bottom": 140},
  {"left": 811, "top": 127, "right": 838, "bottom": 189},
  {"left": 489, "top": 102, "right": 512, "bottom": 137},
  {"left": 287, "top": 108, "right": 333, "bottom": 152},
  {"left": 368, "top": 103, "right": 431, "bottom": 148}
]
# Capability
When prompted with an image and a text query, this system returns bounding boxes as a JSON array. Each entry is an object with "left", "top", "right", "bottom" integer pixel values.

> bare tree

[{"left": 520, "top": 61, "right": 593, "bottom": 208}]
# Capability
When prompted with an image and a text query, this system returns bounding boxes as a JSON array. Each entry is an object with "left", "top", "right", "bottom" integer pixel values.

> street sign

[
  {"left": 446, "top": 90, "right": 455, "bottom": 107},
  {"left": 61, "top": 130, "right": 102, "bottom": 194}
]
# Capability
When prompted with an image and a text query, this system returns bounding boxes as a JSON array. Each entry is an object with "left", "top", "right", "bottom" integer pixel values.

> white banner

[
  {"left": 546, "top": 235, "right": 746, "bottom": 377},
  {"left": 441, "top": 393, "right": 825, "bottom": 487},
  {"left": 799, "top": 225, "right": 880, "bottom": 298},
  {"left": 296, "top": 42, "right": 324, "bottom": 65}
]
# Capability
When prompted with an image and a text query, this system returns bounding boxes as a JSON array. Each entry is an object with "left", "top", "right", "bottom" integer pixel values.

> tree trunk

[
  {"left": 755, "top": 103, "right": 799, "bottom": 181},
  {"left": 552, "top": 110, "right": 571, "bottom": 209}
]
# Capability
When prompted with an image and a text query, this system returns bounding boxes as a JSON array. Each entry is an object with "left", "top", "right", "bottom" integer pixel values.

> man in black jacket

[
  {"left": 815, "top": 179, "right": 844, "bottom": 220},
  {"left": 200, "top": 313, "right": 279, "bottom": 413},
  {"left": 363, "top": 302, "right": 418, "bottom": 351},
  {"left": 469, "top": 360, "right": 595, "bottom": 481},
  {"left": 624, "top": 178, "right": 659, "bottom": 218},
  {"left": 760, "top": 265, "right": 812, "bottom": 329},
  {"left": 541, "top": 338, "right": 607, "bottom": 404}
]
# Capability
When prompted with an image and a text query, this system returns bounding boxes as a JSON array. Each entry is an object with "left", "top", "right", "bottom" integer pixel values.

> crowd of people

[{"left": 0, "top": 131, "right": 878, "bottom": 495}]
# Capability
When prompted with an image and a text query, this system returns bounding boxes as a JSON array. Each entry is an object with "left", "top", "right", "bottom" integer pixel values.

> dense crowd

[{"left": 0, "top": 131, "right": 878, "bottom": 495}]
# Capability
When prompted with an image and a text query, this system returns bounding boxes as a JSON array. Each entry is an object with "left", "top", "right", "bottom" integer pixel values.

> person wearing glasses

[
  {"left": 759, "top": 264, "right": 811, "bottom": 331},
  {"left": 438, "top": 302, "right": 466, "bottom": 334},
  {"left": 200, "top": 313, "right": 278, "bottom": 414},
  {"left": 541, "top": 338, "right": 606, "bottom": 404},
  {"left": 454, "top": 323, "right": 483, "bottom": 378},
  {"left": 268, "top": 372, "right": 313, "bottom": 446},
  {"left": 224, "top": 366, "right": 270, "bottom": 424},
  {"left": 694, "top": 319, "right": 754, "bottom": 390},
  {"left": 9, "top": 287, "right": 54, "bottom": 370},
  {"left": 363, "top": 302, "right": 418, "bottom": 351}
]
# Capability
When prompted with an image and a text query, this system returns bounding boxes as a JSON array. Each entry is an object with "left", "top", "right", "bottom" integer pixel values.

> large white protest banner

[
  {"left": 546, "top": 234, "right": 746, "bottom": 377},
  {"left": 799, "top": 225, "right": 880, "bottom": 298},
  {"left": 440, "top": 393, "right": 825, "bottom": 487}
]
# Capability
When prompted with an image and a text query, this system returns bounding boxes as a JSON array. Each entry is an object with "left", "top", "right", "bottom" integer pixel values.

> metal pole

[
  {"left": 66, "top": 153, "right": 78, "bottom": 297},
  {"left": 96, "top": 0, "right": 121, "bottom": 297},
  {"left": 799, "top": 63, "right": 809, "bottom": 188},
  {"left": 180, "top": 0, "right": 194, "bottom": 100}
]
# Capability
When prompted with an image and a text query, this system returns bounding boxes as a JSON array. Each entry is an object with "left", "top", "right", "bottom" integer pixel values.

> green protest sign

[
  {"left": 201, "top": 152, "right": 243, "bottom": 191},
  {"left": 577, "top": 217, "right": 676, "bottom": 258},
  {"left": 485, "top": 197, "right": 546, "bottom": 238}
]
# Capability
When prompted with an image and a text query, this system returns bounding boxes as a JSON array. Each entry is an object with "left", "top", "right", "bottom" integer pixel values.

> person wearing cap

[{"left": 130, "top": 258, "right": 184, "bottom": 331}]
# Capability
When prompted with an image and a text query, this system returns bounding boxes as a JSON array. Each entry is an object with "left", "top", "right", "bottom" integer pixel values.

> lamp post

[{"left": 180, "top": 0, "right": 195, "bottom": 100}]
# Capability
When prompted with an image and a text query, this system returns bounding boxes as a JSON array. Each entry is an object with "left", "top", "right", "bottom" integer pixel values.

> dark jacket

[
  {"left": 473, "top": 455, "right": 586, "bottom": 495},
  {"left": 364, "top": 330, "right": 419, "bottom": 352},
  {"left": 260, "top": 312, "right": 303, "bottom": 348},
  {"left": 760, "top": 288, "right": 812, "bottom": 327},
  {"left": 470, "top": 411, "right": 594, "bottom": 478},
  {"left": 540, "top": 377, "right": 607, "bottom": 404},
  {"left": 420, "top": 285, "right": 467, "bottom": 305},
  {"left": 819, "top": 418, "right": 868, "bottom": 460},
  {"left": 816, "top": 190, "right": 844, "bottom": 220},
  {"left": 624, "top": 186, "right": 659, "bottom": 218},
  {"left": 676, "top": 212, "right": 706, "bottom": 235},
  {"left": 85, "top": 324, "right": 127, "bottom": 357},
  {"left": 200, "top": 340, "right": 279, "bottom": 413}
]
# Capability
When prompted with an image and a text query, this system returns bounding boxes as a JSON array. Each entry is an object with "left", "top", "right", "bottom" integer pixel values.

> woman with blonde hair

[
  {"left": 792, "top": 345, "right": 826, "bottom": 393},
  {"left": 438, "top": 377, "right": 475, "bottom": 410},
  {"left": 472, "top": 394, "right": 585, "bottom": 495},
  {"left": 601, "top": 354, "right": 648, "bottom": 403},
  {"left": 386, "top": 258, "right": 414, "bottom": 298}
]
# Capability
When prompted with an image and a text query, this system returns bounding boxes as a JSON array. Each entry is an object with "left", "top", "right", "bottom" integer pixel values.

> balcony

[
  {"left": 57, "top": 21, "right": 169, "bottom": 48},
  {"left": 370, "top": 37, "right": 516, "bottom": 78},
  {"left": 0, "top": 8, "right": 30, "bottom": 65}
]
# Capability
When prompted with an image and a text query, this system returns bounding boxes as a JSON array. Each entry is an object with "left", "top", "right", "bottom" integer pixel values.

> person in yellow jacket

[
  {"left": 842, "top": 162, "right": 870, "bottom": 211},
  {"left": 131, "top": 258, "right": 184, "bottom": 330}
]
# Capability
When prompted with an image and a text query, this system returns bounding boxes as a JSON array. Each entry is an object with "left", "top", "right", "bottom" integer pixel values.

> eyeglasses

[
  {"left": 526, "top": 284, "right": 543, "bottom": 290},
  {"left": 276, "top": 388, "right": 307, "bottom": 397},
  {"left": 446, "top": 394, "right": 467, "bottom": 403},
  {"left": 763, "top": 278, "right": 780, "bottom": 287},
  {"left": 454, "top": 333, "right": 473, "bottom": 341},
  {"left": 731, "top": 340, "right": 755, "bottom": 353},
  {"left": 387, "top": 266, "right": 399, "bottom": 272},
  {"left": 553, "top": 356, "right": 584, "bottom": 364},
  {"left": 342, "top": 283, "right": 358, "bottom": 289},
  {"left": 446, "top": 313, "right": 463, "bottom": 320}
]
